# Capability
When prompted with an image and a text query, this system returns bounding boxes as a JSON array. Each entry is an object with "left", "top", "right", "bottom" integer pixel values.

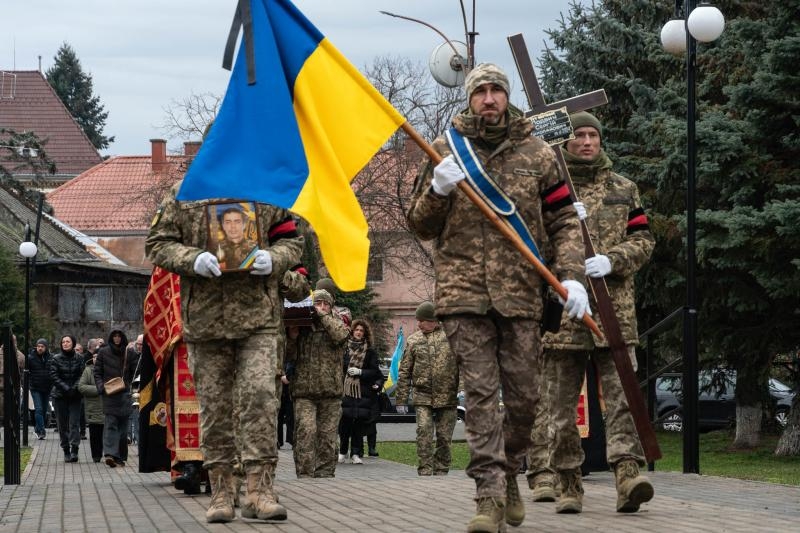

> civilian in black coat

[{"left": 338, "top": 319, "right": 382, "bottom": 464}]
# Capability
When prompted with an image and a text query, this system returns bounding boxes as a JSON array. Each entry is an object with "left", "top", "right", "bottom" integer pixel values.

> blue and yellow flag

[
  {"left": 177, "top": 0, "right": 406, "bottom": 291},
  {"left": 383, "top": 327, "right": 405, "bottom": 394}
]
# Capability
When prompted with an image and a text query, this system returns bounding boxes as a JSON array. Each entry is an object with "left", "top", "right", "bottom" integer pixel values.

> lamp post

[
  {"left": 18, "top": 225, "right": 37, "bottom": 447},
  {"left": 661, "top": 1, "right": 725, "bottom": 475}
]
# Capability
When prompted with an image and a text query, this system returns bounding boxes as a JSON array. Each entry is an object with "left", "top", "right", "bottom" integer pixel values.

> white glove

[
  {"left": 347, "top": 367, "right": 362, "bottom": 377},
  {"left": 432, "top": 155, "right": 466, "bottom": 196},
  {"left": 396, "top": 405, "right": 408, "bottom": 414},
  {"left": 250, "top": 249, "right": 273, "bottom": 276},
  {"left": 558, "top": 280, "right": 591, "bottom": 320},
  {"left": 585, "top": 254, "right": 612, "bottom": 278},
  {"left": 573, "top": 201, "right": 587, "bottom": 221},
  {"left": 193, "top": 252, "right": 222, "bottom": 278}
]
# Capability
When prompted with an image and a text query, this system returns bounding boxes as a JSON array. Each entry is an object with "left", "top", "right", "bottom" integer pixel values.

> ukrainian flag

[
  {"left": 383, "top": 327, "right": 404, "bottom": 394},
  {"left": 177, "top": 0, "right": 406, "bottom": 291}
]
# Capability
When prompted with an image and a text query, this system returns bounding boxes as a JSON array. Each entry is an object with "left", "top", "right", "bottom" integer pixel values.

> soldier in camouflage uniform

[
  {"left": 395, "top": 301, "right": 460, "bottom": 476},
  {"left": 406, "top": 63, "right": 589, "bottom": 533},
  {"left": 146, "top": 180, "right": 303, "bottom": 524},
  {"left": 527, "top": 112, "right": 655, "bottom": 514},
  {"left": 285, "top": 288, "right": 349, "bottom": 478}
]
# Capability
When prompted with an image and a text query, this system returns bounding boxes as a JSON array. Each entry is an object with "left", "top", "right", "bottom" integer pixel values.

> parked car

[
  {"left": 378, "top": 390, "right": 416, "bottom": 423},
  {"left": 378, "top": 365, "right": 416, "bottom": 422},
  {"left": 655, "top": 370, "right": 794, "bottom": 432}
]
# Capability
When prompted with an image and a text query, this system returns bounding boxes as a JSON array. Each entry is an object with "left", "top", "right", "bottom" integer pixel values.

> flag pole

[{"left": 401, "top": 121, "right": 603, "bottom": 339}]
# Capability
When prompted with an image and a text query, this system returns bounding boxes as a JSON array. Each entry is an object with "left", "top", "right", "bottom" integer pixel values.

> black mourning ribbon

[{"left": 223, "top": 0, "right": 256, "bottom": 85}]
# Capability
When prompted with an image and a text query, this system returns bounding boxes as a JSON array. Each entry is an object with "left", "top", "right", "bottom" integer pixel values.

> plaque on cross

[{"left": 508, "top": 33, "right": 661, "bottom": 462}]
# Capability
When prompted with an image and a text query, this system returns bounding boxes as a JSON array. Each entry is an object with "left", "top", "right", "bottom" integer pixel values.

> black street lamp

[
  {"left": 661, "top": 1, "right": 725, "bottom": 474},
  {"left": 18, "top": 224, "right": 37, "bottom": 447}
]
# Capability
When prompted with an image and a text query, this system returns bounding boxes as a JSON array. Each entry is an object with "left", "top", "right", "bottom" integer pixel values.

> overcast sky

[{"left": 2, "top": 0, "right": 576, "bottom": 156}]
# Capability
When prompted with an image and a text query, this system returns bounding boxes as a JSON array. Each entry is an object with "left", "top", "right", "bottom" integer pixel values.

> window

[
  {"left": 367, "top": 254, "right": 384, "bottom": 282},
  {"left": 85, "top": 288, "right": 111, "bottom": 321},
  {"left": 114, "top": 287, "right": 144, "bottom": 322},
  {"left": 58, "top": 287, "right": 83, "bottom": 321}
]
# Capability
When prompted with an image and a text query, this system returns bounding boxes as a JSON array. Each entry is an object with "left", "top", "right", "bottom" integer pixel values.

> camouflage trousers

[
  {"left": 186, "top": 333, "right": 281, "bottom": 469},
  {"left": 292, "top": 396, "right": 340, "bottom": 478},
  {"left": 414, "top": 405, "right": 457, "bottom": 475},
  {"left": 546, "top": 347, "right": 644, "bottom": 471},
  {"left": 525, "top": 346, "right": 556, "bottom": 479},
  {"left": 442, "top": 312, "right": 541, "bottom": 499}
]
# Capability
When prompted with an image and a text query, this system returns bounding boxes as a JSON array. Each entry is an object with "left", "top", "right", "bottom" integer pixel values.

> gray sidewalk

[{"left": 1, "top": 424, "right": 800, "bottom": 532}]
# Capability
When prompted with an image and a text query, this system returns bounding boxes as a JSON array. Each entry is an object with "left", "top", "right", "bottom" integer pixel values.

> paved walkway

[{"left": 1, "top": 424, "right": 799, "bottom": 532}]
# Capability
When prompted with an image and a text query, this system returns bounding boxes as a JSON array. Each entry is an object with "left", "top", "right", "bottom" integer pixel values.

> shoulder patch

[{"left": 150, "top": 206, "right": 163, "bottom": 228}]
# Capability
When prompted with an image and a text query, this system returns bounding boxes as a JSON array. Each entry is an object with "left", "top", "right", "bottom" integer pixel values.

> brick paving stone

[{"left": 1, "top": 424, "right": 799, "bottom": 532}]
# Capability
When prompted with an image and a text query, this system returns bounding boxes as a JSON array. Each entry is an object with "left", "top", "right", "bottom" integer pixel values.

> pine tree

[
  {"left": 0, "top": 245, "right": 25, "bottom": 329},
  {"left": 539, "top": 0, "right": 800, "bottom": 447},
  {"left": 0, "top": 128, "right": 57, "bottom": 208},
  {"left": 45, "top": 42, "right": 114, "bottom": 150}
]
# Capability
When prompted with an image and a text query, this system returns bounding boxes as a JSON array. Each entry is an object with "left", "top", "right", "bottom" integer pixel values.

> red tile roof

[
  {"left": 47, "top": 156, "right": 187, "bottom": 233},
  {"left": 0, "top": 70, "right": 102, "bottom": 176}
]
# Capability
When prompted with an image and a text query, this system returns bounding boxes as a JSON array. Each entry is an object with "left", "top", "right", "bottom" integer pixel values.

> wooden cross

[{"left": 508, "top": 33, "right": 661, "bottom": 462}]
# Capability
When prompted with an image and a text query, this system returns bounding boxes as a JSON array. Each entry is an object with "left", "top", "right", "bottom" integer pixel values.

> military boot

[
  {"left": 614, "top": 459, "right": 654, "bottom": 513},
  {"left": 529, "top": 471, "right": 557, "bottom": 502},
  {"left": 466, "top": 497, "right": 506, "bottom": 533},
  {"left": 555, "top": 469, "right": 584, "bottom": 514},
  {"left": 175, "top": 461, "right": 202, "bottom": 495},
  {"left": 206, "top": 466, "right": 236, "bottom": 523},
  {"left": 241, "top": 466, "right": 287, "bottom": 521},
  {"left": 505, "top": 475, "right": 525, "bottom": 527}
]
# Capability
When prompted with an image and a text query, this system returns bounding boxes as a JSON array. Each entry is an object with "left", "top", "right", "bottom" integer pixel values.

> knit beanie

[
  {"left": 35, "top": 338, "right": 48, "bottom": 348},
  {"left": 415, "top": 301, "right": 436, "bottom": 321},
  {"left": 465, "top": 63, "right": 510, "bottom": 98},
  {"left": 569, "top": 111, "right": 603, "bottom": 138},
  {"left": 313, "top": 289, "right": 333, "bottom": 305}
]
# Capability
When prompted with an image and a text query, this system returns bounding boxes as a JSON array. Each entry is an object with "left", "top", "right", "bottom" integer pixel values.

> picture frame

[{"left": 206, "top": 201, "right": 262, "bottom": 272}]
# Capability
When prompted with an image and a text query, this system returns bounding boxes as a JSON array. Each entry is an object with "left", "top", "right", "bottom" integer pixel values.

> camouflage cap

[
  {"left": 313, "top": 289, "right": 334, "bottom": 305},
  {"left": 415, "top": 301, "right": 436, "bottom": 321},
  {"left": 465, "top": 63, "right": 510, "bottom": 98},
  {"left": 569, "top": 111, "right": 603, "bottom": 138}
]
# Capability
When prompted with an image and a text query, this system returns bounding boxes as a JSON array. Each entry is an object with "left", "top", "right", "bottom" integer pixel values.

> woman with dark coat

[
  {"left": 93, "top": 329, "right": 137, "bottom": 467},
  {"left": 338, "top": 319, "right": 383, "bottom": 464},
  {"left": 49, "top": 335, "right": 85, "bottom": 463}
]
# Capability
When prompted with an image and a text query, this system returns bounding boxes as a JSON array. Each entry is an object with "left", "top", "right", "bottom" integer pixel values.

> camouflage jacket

[
  {"left": 396, "top": 326, "right": 459, "bottom": 408},
  {"left": 406, "top": 110, "right": 584, "bottom": 319},
  {"left": 544, "top": 149, "right": 655, "bottom": 349},
  {"left": 286, "top": 311, "right": 350, "bottom": 399},
  {"left": 145, "top": 181, "right": 304, "bottom": 342}
]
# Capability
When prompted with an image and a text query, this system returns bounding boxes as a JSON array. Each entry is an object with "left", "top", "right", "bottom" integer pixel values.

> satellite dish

[{"left": 429, "top": 40, "right": 468, "bottom": 88}]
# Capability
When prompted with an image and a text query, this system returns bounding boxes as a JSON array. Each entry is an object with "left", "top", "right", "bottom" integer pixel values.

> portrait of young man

[{"left": 208, "top": 202, "right": 260, "bottom": 271}]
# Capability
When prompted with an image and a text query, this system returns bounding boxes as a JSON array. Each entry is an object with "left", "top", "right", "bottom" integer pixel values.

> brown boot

[
  {"left": 529, "top": 471, "right": 557, "bottom": 502},
  {"left": 555, "top": 469, "right": 583, "bottom": 514},
  {"left": 241, "top": 465, "right": 287, "bottom": 521},
  {"left": 206, "top": 466, "right": 236, "bottom": 523},
  {"left": 466, "top": 497, "right": 506, "bottom": 533},
  {"left": 614, "top": 459, "right": 654, "bottom": 513},
  {"left": 505, "top": 474, "right": 525, "bottom": 526}
]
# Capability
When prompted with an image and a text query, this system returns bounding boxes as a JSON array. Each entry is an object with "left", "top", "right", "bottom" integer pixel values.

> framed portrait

[{"left": 206, "top": 201, "right": 262, "bottom": 272}]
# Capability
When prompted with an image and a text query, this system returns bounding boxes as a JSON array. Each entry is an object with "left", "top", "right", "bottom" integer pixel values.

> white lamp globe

[
  {"left": 688, "top": 5, "right": 725, "bottom": 42},
  {"left": 19, "top": 241, "right": 37, "bottom": 258},
  {"left": 661, "top": 19, "right": 687, "bottom": 54}
]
